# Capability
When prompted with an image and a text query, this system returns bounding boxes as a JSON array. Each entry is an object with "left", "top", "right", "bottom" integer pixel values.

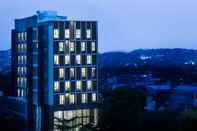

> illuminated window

[
  {"left": 65, "top": 93, "right": 69, "bottom": 103},
  {"left": 17, "top": 77, "right": 20, "bottom": 87},
  {"left": 21, "top": 44, "right": 24, "bottom": 52},
  {"left": 20, "top": 67, "right": 24, "bottom": 74},
  {"left": 81, "top": 42, "right": 86, "bottom": 52},
  {"left": 17, "top": 56, "right": 21, "bottom": 64},
  {"left": 19, "top": 56, "right": 27, "bottom": 64},
  {"left": 70, "top": 68, "right": 75, "bottom": 78},
  {"left": 69, "top": 94, "right": 75, "bottom": 104},
  {"left": 92, "top": 93, "right": 97, "bottom": 102},
  {"left": 54, "top": 111, "right": 63, "bottom": 120},
  {"left": 20, "top": 67, "right": 23, "bottom": 74},
  {"left": 23, "top": 78, "right": 27, "bottom": 88},
  {"left": 17, "top": 89, "right": 20, "bottom": 97},
  {"left": 20, "top": 44, "right": 22, "bottom": 52},
  {"left": 81, "top": 93, "right": 87, "bottom": 104},
  {"left": 76, "top": 80, "right": 82, "bottom": 90},
  {"left": 76, "top": 55, "right": 81, "bottom": 64},
  {"left": 24, "top": 32, "right": 27, "bottom": 40},
  {"left": 21, "top": 32, "right": 24, "bottom": 41},
  {"left": 17, "top": 44, "right": 21, "bottom": 52},
  {"left": 21, "top": 56, "right": 23, "bottom": 64},
  {"left": 65, "top": 81, "right": 70, "bottom": 91},
  {"left": 23, "top": 44, "right": 27, "bottom": 52},
  {"left": 24, "top": 67, "right": 27, "bottom": 74},
  {"left": 87, "top": 80, "right": 92, "bottom": 90},
  {"left": 75, "top": 29, "right": 81, "bottom": 38},
  {"left": 17, "top": 67, "right": 20, "bottom": 74},
  {"left": 59, "top": 95, "right": 65, "bottom": 105},
  {"left": 59, "top": 68, "right": 65, "bottom": 79},
  {"left": 65, "top": 93, "right": 69, "bottom": 98},
  {"left": 54, "top": 29, "right": 59, "bottom": 39},
  {"left": 54, "top": 81, "right": 60, "bottom": 91},
  {"left": 92, "top": 68, "right": 96, "bottom": 77},
  {"left": 65, "top": 29, "right": 70, "bottom": 38},
  {"left": 24, "top": 56, "right": 27, "bottom": 64},
  {"left": 81, "top": 68, "right": 86, "bottom": 78},
  {"left": 19, "top": 32, "right": 27, "bottom": 41},
  {"left": 22, "top": 56, "right": 24, "bottom": 64},
  {"left": 22, "top": 67, "right": 25, "bottom": 75},
  {"left": 69, "top": 42, "right": 75, "bottom": 52},
  {"left": 91, "top": 42, "right": 96, "bottom": 51},
  {"left": 20, "top": 67, "right": 23, "bottom": 75},
  {"left": 54, "top": 55, "right": 59, "bottom": 65},
  {"left": 18, "top": 33, "right": 21, "bottom": 40},
  {"left": 22, "top": 44, "right": 24, "bottom": 52},
  {"left": 19, "top": 77, "right": 22, "bottom": 87},
  {"left": 65, "top": 55, "right": 70, "bottom": 64},
  {"left": 21, "top": 89, "right": 24, "bottom": 97},
  {"left": 86, "top": 29, "right": 91, "bottom": 38},
  {"left": 87, "top": 55, "right": 92, "bottom": 64},
  {"left": 59, "top": 42, "right": 64, "bottom": 52},
  {"left": 21, "top": 56, "right": 24, "bottom": 64},
  {"left": 65, "top": 40, "right": 69, "bottom": 49}
]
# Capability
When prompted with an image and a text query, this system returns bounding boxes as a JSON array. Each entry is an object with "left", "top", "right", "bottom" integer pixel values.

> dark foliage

[
  {"left": 97, "top": 87, "right": 197, "bottom": 131},
  {"left": 0, "top": 71, "right": 11, "bottom": 96},
  {"left": 98, "top": 87, "right": 146, "bottom": 131}
]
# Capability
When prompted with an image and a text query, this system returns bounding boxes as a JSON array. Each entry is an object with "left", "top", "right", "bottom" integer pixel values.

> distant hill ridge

[
  {"left": 99, "top": 48, "right": 197, "bottom": 67},
  {"left": 0, "top": 49, "right": 11, "bottom": 73},
  {"left": 0, "top": 48, "right": 197, "bottom": 72}
]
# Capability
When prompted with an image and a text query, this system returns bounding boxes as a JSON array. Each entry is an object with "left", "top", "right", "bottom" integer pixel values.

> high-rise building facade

[{"left": 11, "top": 11, "right": 98, "bottom": 131}]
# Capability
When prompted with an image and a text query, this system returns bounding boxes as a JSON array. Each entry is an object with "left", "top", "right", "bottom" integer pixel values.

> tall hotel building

[{"left": 11, "top": 11, "right": 98, "bottom": 131}]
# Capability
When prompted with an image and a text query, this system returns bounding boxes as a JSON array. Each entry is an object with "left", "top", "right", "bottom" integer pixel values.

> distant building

[
  {"left": 107, "top": 74, "right": 163, "bottom": 90},
  {"left": 12, "top": 11, "right": 98, "bottom": 131},
  {"left": 142, "top": 84, "right": 197, "bottom": 112},
  {"left": 170, "top": 85, "right": 197, "bottom": 111},
  {"left": 143, "top": 84, "right": 171, "bottom": 112}
]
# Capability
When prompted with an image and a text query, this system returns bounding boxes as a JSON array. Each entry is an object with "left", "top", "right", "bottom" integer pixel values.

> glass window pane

[
  {"left": 54, "top": 29, "right": 59, "bottom": 39},
  {"left": 86, "top": 29, "right": 91, "bottom": 38},
  {"left": 65, "top": 29, "right": 70, "bottom": 38},
  {"left": 54, "top": 55, "right": 59, "bottom": 65}
]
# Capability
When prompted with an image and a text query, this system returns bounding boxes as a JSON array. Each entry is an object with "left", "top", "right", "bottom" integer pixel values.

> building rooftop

[
  {"left": 147, "top": 85, "right": 171, "bottom": 90},
  {"left": 36, "top": 10, "right": 67, "bottom": 23},
  {"left": 174, "top": 85, "right": 197, "bottom": 92},
  {"left": 14, "top": 10, "right": 67, "bottom": 30}
]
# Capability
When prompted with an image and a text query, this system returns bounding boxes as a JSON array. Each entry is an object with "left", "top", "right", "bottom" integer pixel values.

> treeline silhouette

[{"left": 97, "top": 87, "right": 197, "bottom": 131}]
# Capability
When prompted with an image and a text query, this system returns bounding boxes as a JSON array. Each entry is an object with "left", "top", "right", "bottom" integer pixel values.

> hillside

[{"left": 100, "top": 48, "right": 197, "bottom": 68}]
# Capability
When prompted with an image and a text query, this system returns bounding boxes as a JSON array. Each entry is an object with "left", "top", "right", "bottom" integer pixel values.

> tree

[{"left": 98, "top": 87, "right": 146, "bottom": 131}]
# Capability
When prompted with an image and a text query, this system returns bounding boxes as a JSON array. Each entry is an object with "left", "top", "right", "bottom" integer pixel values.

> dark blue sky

[{"left": 1, "top": 0, "right": 197, "bottom": 52}]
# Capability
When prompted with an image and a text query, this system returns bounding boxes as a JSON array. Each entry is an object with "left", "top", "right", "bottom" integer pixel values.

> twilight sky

[{"left": 1, "top": 0, "right": 197, "bottom": 52}]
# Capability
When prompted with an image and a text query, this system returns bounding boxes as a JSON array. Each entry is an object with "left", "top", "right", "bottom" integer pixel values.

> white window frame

[
  {"left": 81, "top": 42, "right": 86, "bottom": 52},
  {"left": 59, "top": 95, "right": 65, "bottom": 105},
  {"left": 54, "top": 81, "right": 60, "bottom": 91},
  {"left": 59, "top": 42, "right": 64, "bottom": 52},
  {"left": 65, "top": 55, "right": 70, "bottom": 65},
  {"left": 75, "top": 29, "right": 81, "bottom": 39},
  {"left": 76, "top": 55, "right": 81, "bottom": 64},
  {"left": 59, "top": 68, "right": 65, "bottom": 79},
  {"left": 87, "top": 55, "right": 92, "bottom": 64},
  {"left": 54, "top": 29, "right": 59, "bottom": 39},
  {"left": 54, "top": 55, "right": 59, "bottom": 65},
  {"left": 65, "top": 29, "right": 70, "bottom": 38},
  {"left": 86, "top": 29, "right": 91, "bottom": 38}
]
